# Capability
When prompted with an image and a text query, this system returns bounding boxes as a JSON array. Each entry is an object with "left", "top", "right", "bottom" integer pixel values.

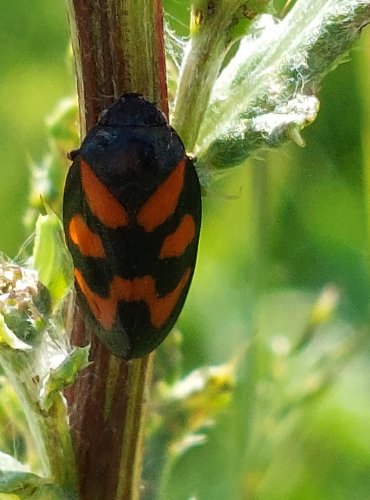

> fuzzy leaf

[{"left": 196, "top": 1, "right": 370, "bottom": 166}]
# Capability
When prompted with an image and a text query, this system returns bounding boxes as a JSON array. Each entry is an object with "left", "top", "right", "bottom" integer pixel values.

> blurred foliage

[
  {"left": 0, "top": 0, "right": 73, "bottom": 255},
  {"left": 1, "top": 1, "right": 370, "bottom": 499}
]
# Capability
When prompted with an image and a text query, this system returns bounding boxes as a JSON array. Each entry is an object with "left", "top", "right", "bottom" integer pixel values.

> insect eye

[{"left": 68, "top": 149, "right": 80, "bottom": 161}]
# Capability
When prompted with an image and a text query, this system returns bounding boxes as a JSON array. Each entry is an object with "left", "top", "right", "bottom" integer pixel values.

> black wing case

[{"left": 63, "top": 155, "right": 201, "bottom": 359}]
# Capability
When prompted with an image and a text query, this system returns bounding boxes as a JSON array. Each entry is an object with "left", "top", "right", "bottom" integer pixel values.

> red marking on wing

[
  {"left": 80, "top": 160, "right": 129, "bottom": 228},
  {"left": 146, "top": 269, "right": 191, "bottom": 328},
  {"left": 159, "top": 214, "right": 196, "bottom": 259},
  {"left": 75, "top": 266, "right": 192, "bottom": 331},
  {"left": 74, "top": 268, "right": 117, "bottom": 330},
  {"left": 69, "top": 214, "right": 106, "bottom": 258},
  {"left": 137, "top": 159, "right": 186, "bottom": 232}
]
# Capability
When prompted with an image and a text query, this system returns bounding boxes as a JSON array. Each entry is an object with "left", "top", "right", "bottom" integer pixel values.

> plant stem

[
  {"left": 233, "top": 157, "right": 270, "bottom": 499},
  {"left": 358, "top": 29, "right": 370, "bottom": 252},
  {"left": 67, "top": 0, "right": 168, "bottom": 134},
  {"left": 42, "top": 393, "right": 78, "bottom": 492},
  {"left": 65, "top": 1, "right": 166, "bottom": 498},
  {"left": 0, "top": 353, "right": 78, "bottom": 492},
  {"left": 171, "top": 0, "right": 268, "bottom": 151},
  {"left": 241, "top": 157, "right": 270, "bottom": 498}
]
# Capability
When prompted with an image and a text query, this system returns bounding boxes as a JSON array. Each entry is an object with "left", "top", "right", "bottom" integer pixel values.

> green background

[{"left": 1, "top": 1, "right": 370, "bottom": 499}]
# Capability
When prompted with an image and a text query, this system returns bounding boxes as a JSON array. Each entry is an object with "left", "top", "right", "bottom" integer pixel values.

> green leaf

[
  {"left": 0, "top": 314, "right": 32, "bottom": 351},
  {"left": 0, "top": 460, "right": 77, "bottom": 499},
  {"left": 33, "top": 212, "right": 73, "bottom": 309},
  {"left": 0, "top": 470, "right": 43, "bottom": 495},
  {"left": 40, "top": 346, "right": 90, "bottom": 411}
]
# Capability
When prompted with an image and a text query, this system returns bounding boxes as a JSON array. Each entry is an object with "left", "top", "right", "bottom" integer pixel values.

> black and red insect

[{"left": 63, "top": 94, "right": 201, "bottom": 359}]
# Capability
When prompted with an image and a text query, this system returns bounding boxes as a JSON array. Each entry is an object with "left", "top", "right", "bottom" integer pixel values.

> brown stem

[
  {"left": 65, "top": 1, "right": 167, "bottom": 498},
  {"left": 67, "top": 0, "right": 167, "bottom": 133}
]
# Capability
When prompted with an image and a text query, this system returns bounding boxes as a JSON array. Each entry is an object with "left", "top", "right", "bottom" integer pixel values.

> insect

[{"left": 63, "top": 94, "right": 201, "bottom": 359}]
